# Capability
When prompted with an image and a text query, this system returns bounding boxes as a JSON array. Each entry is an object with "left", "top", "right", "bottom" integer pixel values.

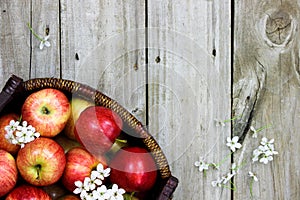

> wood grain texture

[
  {"left": 0, "top": 0, "right": 31, "bottom": 86},
  {"left": 1, "top": 0, "right": 300, "bottom": 199},
  {"left": 30, "top": 0, "right": 60, "bottom": 78},
  {"left": 60, "top": 0, "right": 147, "bottom": 123},
  {"left": 147, "top": 0, "right": 231, "bottom": 199},
  {"left": 233, "top": 0, "right": 300, "bottom": 199}
]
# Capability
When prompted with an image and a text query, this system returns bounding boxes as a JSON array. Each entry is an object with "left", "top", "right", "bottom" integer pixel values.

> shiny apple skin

[
  {"left": 64, "top": 98, "right": 94, "bottom": 140},
  {"left": 5, "top": 185, "right": 52, "bottom": 200},
  {"left": 109, "top": 146, "right": 158, "bottom": 192},
  {"left": 0, "top": 150, "right": 18, "bottom": 197},
  {"left": 16, "top": 137, "right": 66, "bottom": 186},
  {"left": 21, "top": 88, "right": 71, "bottom": 137},
  {"left": 0, "top": 113, "right": 20, "bottom": 154},
  {"left": 62, "top": 147, "right": 107, "bottom": 192},
  {"left": 74, "top": 106, "right": 123, "bottom": 156}
]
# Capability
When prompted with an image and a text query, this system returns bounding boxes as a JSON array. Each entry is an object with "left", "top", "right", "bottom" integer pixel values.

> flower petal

[
  {"left": 74, "top": 180, "right": 83, "bottom": 187},
  {"left": 73, "top": 188, "right": 82, "bottom": 194},
  {"left": 44, "top": 41, "right": 51, "bottom": 47},
  {"left": 235, "top": 143, "right": 242, "bottom": 149},
  {"left": 232, "top": 136, "right": 239, "bottom": 143},
  {"left": 226, "top": 137, "right": 231, "bottom": 143},
  {"left": 39, "top": 42, "right": 44, "bottom": 50}
]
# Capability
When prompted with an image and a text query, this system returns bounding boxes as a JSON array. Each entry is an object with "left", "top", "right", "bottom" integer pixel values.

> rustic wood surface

[{"left": 0, "top": 0, "right": 298, "bottom": 199}]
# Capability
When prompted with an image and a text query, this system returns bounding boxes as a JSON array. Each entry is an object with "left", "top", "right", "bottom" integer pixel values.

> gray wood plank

[
  {"left": 233, "top": 1, "right": 300, "bottom": 199},
  {"left": 0, "top": 0, "right": 31, "bottom": 87},
  {"left": 30, "top": 0, "right": 60, "bottom": 78},
  {"left": 147, "top": 0, "right": 232, "bottom": 199},
  {"left": 60, "top": 0, "right": 146, "bottom": 123}
]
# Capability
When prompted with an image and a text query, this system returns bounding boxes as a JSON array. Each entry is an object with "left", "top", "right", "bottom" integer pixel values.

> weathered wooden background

[{"left": 0, "top": 0, "right": 299, "bottom": 199}]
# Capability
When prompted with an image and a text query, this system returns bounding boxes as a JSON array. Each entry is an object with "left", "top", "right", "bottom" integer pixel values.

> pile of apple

[{"left": 0, "top": 88, "right": 158, "bottom": 200}]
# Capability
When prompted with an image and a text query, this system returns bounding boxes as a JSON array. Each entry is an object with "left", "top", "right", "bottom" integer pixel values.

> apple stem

[
  {"left": 115, "top": 138, "right": 127, "bottom": 144},
  {"left": 35, "top": 164, "right": 42, "bottom": 180},
  {"left": 41, "top": 106, "right": 50, "bottom": 115},
  {"left": 130, "top": 192, "right": 135, "bottom": 198}
]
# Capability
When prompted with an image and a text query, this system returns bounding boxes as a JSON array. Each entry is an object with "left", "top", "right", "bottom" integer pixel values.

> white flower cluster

[
  {"left": 211, "top": 163, "right": 238, "bottom": 188},
  {"left": 4, "top": 120, "right": 40, "bottom": 148},
  {"left": 73, "top": 163, "right": 125, "bottom": 200},
  {"left": 195, "top": 121, "right": 279, "bottom": 195},
  {"left": 194, "top": 136, "right": 243, "bottom": 189},
  {"left": 252, "top": 137, "right": 278, "bottom": 164}
]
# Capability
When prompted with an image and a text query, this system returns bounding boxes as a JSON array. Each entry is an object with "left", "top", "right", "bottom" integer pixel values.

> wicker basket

[{"left": 0, "top": 74, "right": 178, "bottom": 200}]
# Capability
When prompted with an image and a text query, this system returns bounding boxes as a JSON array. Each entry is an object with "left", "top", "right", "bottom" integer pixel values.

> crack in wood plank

[{"left": 232, "top": 60, "right": 266, "bottom": 144}]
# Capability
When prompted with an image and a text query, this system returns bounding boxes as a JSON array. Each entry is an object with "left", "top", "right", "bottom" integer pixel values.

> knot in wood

[{"left": 265, "top": 10, "right": 292, "bottom": 45}]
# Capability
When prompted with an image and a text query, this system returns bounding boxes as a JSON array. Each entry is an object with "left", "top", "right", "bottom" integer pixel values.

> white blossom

[
  {"left": 226, "top": 136, "right": 242, "bottom": 152},
  {"left": 194, "top": 159, "right": 209, "bottom": 172},
  {"left": 92, "top": 185, "right": 110, "bottom": 200},
  {"left": 250, "top": 126, "right": 258, "bottom": 138},
  {"left": 252, "top": 137, "right": 278, "bottom": 164},
  {"left": 5, "top": 131, "right": 18, "bottom": 144},
  {"left": 4, "top": 120, "right": 40, "bottom": 148},
  {"left": 73, "top": 180, "right": 86, "bottom": 194},
  {"left": 107, "top": 184, "right": 125, "bottom": 200},
  {"left": 212, "top": 172, "right": 235, "bottom": 188},
  {"left": 91, "top": 163, "right": 111, "bottom": 180},
  {"left": 231, "top": 163, "right": 238, "bottom": 175},
  {"left": 211, "top": 178, "right": 223, "bottom": 187},
  {"left": 4, "top": 120, "right": 19, "bottom": 133},
  {"left": 259, "top": 155, "right": 273, "bottom": 164},
  {"left": 248, "top": 171, "right": 258, "bottom": 182},
  {"left": 73, "top": 163, "right": 126, "bottom": 200},
  {"left": 83, "top": 177, "right": 97, "bottom": 191},
  {"left": 39, "top": 35, "right": 50, "bottom": 50},
  {"left": 222, "top": 172, "right": 235, "bottom": 184}
]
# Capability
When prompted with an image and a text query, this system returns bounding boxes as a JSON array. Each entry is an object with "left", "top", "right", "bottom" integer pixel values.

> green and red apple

[
  {"left": 62, "top": 146, "right": 107, "bottom": 192},
  {"left": 16, "top": 137, "right": 66, "bottom": 186},
  {"left": 21, "top": 88, "right": 71, "bottom": 137},
  {"left": 64, "top": 97, "right": 94, "bottom": 140},
  {"left": 0, "top": 149, "right": 18, "bottom": 197}
]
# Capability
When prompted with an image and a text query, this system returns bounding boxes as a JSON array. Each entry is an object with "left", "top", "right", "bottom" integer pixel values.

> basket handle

[
  {"left": 158, "top": 175, "right": 179, "bottom": 200},
  {"left": 0, "top": 75, "right": 24, "bottom": 113}
]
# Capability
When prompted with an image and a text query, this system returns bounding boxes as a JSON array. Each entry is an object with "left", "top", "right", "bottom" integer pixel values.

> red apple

[
  {"left": 16, "top": 137, "right": 66, "bottom": 186},
  {"left": 74, "top": 106, "right": 123, "bottom": 156},
  {"left": 5, "top": 185, "right": 51, "bottom": 200},
  {"left": 64, "top": 97, "right": 94, "bottom": 140},
  {"left": 0, "top": 150, "right": 18, "bottom": 197},
  {"left": 0, "top": 113, "right": 20, "bottom": 154},
  {"left": 58, "top": 194, "right": 81, "bottom": 200},
  {"left": 21, "top": 88, "right": 71, "bottom": 137},
  {"left": 62, "top": 146, "right": 107, "bottom": 192},
  {"left": 109, "top": 146, "right": 158, "bottom": 192}
]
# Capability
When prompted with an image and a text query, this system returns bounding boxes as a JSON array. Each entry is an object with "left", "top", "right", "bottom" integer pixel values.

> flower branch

[{"left": 195, "top": 116, "right": 278, "bottom": 198}]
